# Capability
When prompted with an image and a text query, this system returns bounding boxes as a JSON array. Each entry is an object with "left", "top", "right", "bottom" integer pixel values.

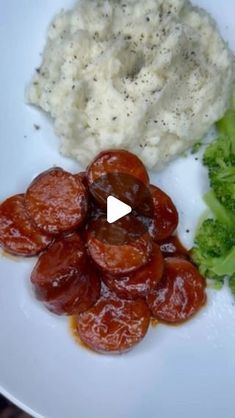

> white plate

[{"left": 0, "top": 1, "right": 235, "bottom": 418}]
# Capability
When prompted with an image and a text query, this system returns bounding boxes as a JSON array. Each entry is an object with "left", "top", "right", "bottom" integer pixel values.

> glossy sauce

[{"left": 69, "top": 316, "right": 93, "bottom": 352}]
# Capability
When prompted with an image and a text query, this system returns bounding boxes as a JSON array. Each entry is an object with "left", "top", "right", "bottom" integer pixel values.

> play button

[
  {"left": 107, "top": 196, "right": 132, "bottom": 224},
  {"left": 88, "top": 170, "right": 154, "bottom": 247}
]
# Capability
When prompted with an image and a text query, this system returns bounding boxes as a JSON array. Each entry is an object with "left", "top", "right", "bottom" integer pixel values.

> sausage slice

[
  {"left": 103, "top": 244, "right": 164, "bottom": 299},
  {"left": 25, "top": 168, "right": 88, "bottom": 234},
  {"left": 76, "top": 289, "right": 150, "bottom": 353},
  {"left": 0, "top": 194, "right": 52, "bottom": 256},
  {"left": 86, "top": 216, "right": 153, "bottom": 275},
  {"left": 146, "top": 258, "right": 206, "bottom": 323},
  {"left": 31, "top": 234, "right": 100, "bottom": 315}
]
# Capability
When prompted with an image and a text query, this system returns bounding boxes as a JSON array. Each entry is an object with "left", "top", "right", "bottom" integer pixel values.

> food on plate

[
  {"left": 136, "top": 185, "right": 179, "bottom": 241},
  {"left": 87, "top": 150, "right": 150, "bottom": 207},
  {"left": 42, "top": 271, "right": 100, "bottom": 316},
  {"left": 27, "top": 0, "right": 234, "bottom": 170},
  {"left": 102, "top": 243, "right": 164, "bottom": 300},
  {"left": 31, "top": 234, "right": 101, "bottom": 315},
  {"left": 147, "top": 185, "right": 178, "bottom": 240},
  {"left": 204, "top": 109, "right": 235, "bottom": 213},
  {"left": 86, "top": 216, "right": 153, "bottom": 275},
  {"left": 76, "top": 286, "right": 151, "bottom": 353},
  {"left": 25, "top": 167, "right": 88, "bottom": 234},
  {"left": 0, "top": 150, "right": 207, "bottom": 353},
  {"left": 87, "top": 150, "right": 149, "bottom": 187},
  {"left": 192, "top": 108, "right": 235, "bottom": 294},
  {"left": 146, "top": 258, "right": 206, "bottom": 323},
  {"left": 0, "top": 194, "right": 52, "bottom": 256}
]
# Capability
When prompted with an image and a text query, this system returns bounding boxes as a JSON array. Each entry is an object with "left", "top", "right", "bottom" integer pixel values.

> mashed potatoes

[{"left": 28, "top": 0, "right": 234, "bottom": 170}]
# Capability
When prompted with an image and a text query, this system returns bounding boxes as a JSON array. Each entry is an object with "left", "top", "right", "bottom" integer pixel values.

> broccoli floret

[
  {"left": 191, "top": 245, "right": 222, "bottom": 280},
  {"left": 192, "top": 217, "right": 235, "bottom": 280},
  {"left": 204, "top": 190, "right": 235, "bottom": 228},
  {"left": 193, "top": 108, "right": 235, "bottom": 294},
  {"left": 203, "top": 109, "right": 235, "bottom": 213},
  {"left": 210, "top": 168, "right": 235, "bottom": 212},
  {"left": 203, "top": 135, "right": 234, "bottom": 169},
  {"left": 194, "top": 219, "right": 234, "bottom": 258},
  {"left": 192, "top": 239, "right": 235, "bottom": 281}
]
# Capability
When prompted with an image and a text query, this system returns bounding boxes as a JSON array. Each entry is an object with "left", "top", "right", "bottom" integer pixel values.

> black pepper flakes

[
  {"left": 146, "top": 17, "right": 150, "bottom": 22},
  {"left": 34, "top": 124, "right": 40, "bottom": 131},
  {"left": 112, "top": 116, "right": 117, "bottom": 121}
]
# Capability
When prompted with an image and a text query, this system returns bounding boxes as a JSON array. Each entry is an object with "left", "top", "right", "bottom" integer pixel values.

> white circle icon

[{"left": 107, "top": 196, "right": 132, "bottom": 224}]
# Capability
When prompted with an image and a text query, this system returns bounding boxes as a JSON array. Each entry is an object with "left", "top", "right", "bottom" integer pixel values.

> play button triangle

[{"left": 107, "top": 196, "right": 132, "bottom": 224}]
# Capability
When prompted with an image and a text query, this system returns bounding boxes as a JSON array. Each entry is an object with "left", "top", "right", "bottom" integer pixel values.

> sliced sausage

[
  {"left": 146, "top": 258, "right": 206, "bottom": 324},
  {"left": 159, "top": 236, "right": 189, "bottom": 259},
  {"left": 137, "top": 185, "right": 178, "bottom": 241},
  {"left": 87, "top": 149, "right": 149, "bottom": 186},
  {"left": 45, "top": 269, "right": 101, "bottom": 316},
  {"left": 31, "top": 234, "right": 87, "bottom": 300},
  {"left": 150, "top": 185, "right": 178, "bottom": 241},
  {"left": 76, "top": 290, "right": 150, "bottom": 353},
  {"left": 25, "top": 167, "right": 88, "bottom": 235},
  {"left": 31, "top": 233, "right": 101, "bottom": 315},
  {"left": 87, "top": 150, "right": 149, "bottom": 207},
  {"left": 103, "top": 244, "right": 164, "bottom": 299},
  {"left": 0, "top": 194, "right": 52, "bottom": 256},
  {"left": 86, "top": 216, "right": 153, "bottom": 275}
]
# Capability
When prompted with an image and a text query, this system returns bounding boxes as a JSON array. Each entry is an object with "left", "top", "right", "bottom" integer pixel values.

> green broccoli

[
  {"left": 191, "top": 217, "right": 235, "bottom": 281},
  {"left": 203, "top": 135, "right": 234, "bottom": 169},
  {"left": 209, "top": 167, "right": 235, "bottom": 212},
  {"left": 194, "top": 219, "right": 234, "bottom": 258},
  {"left": 192, "top": 107, "right": 235, "bottom": 294},
  {"left": 203, "top": 109, "right": 235, "bottom": 212},
  {"left": 203, "top": 190, "right": 235, "bottom": 228}
]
